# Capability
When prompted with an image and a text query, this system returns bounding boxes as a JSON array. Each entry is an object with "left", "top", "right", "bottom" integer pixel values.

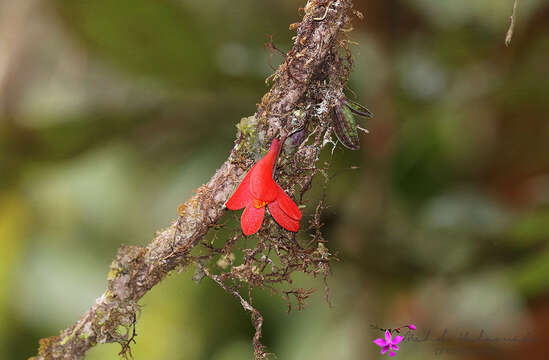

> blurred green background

[{"left": 1, "top": 0, "right": 549, "bottom": 359}]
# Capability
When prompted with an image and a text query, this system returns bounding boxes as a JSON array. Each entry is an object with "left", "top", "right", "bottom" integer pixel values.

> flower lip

[{"left": 253, "top": 199, "right": 268, "bottom": 209}]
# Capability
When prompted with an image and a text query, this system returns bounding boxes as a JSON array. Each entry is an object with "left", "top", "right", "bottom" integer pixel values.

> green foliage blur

[{"left": 1, "top": 0, "right": 548, "bottom": 359}]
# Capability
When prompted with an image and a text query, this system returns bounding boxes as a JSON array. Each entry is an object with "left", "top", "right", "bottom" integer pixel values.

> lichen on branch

[{"left": 31, "top": 1, "right": 357, "bottom": 359}]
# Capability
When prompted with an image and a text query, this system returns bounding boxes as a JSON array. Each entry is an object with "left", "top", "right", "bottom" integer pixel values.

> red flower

[{"left": 226, "top": 139, "right": 302, "bottom": 235}]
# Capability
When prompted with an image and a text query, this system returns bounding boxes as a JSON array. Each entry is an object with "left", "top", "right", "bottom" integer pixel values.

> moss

[
  {"left": 234, "top": 115, "right": 275, "bottom": 165},
  {"left": 236, "top": 115, "right": 263, "bottom": 155},
  {"left": 107, "top": 267, "right": 120, "bottom": 280},
  {"left": 116, "top": 324, "right": 130, "bottom": 337},
  {"left": 236, "top": 116, "right": 256, "bottom": 138},
  {"left": 59, "top": 328, "right": 78, "bottom": 346},
  {"left": 77, "top": 332, "right": 93, "bottom": 341},
  {"left": 290, "top": 108, "right": 306, "bottom": 128}
]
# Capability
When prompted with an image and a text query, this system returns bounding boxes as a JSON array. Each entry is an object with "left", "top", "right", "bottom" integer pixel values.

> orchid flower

[
  {"left": 373, "top": 330, "right": 404, "bottom": 357},
  {"left": 226, "top": 139, "right": 302, "bottom": 235}
]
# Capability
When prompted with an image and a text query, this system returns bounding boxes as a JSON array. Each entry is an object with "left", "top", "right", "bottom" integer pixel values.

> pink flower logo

[
  {"left": 372, "top": 324, "right": 416, "bottom": 357},
  {"left": 373, "top": 330, "right": 404, "bottom": 357}
]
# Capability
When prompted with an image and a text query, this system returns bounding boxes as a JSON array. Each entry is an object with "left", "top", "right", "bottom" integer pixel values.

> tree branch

[{"left": 31, "top": 1, "right": 354, "bottom": 359}]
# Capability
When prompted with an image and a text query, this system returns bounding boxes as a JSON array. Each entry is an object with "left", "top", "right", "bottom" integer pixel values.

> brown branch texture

[{"left": 32, "top": 0, "right": 357, "bottom": 359}]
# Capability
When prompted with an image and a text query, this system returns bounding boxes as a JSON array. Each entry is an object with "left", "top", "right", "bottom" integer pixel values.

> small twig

[
  {"left": 118, "top": 314, "right": 138, "bottom": 359},
  {"left": 264, "top": 34, "right": 287, "bottom": 58},
  {"left": 265, "top": 34, "right": 287, "bottom": 72},
  {"left": 505, "top": 0, "right": 520, "bottom": 46},
  {"left": 203, "top": 266, "right": 266, "bottom": 359}
]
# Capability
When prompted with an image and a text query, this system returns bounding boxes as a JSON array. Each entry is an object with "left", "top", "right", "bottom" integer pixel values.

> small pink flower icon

[{"left": 373, "top": 330, "right": 404, "bottom": 357}]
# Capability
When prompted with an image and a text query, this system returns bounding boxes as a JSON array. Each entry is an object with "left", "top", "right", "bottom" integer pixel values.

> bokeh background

[{"left": 2, "top": 0, "right": 549, "bottom": 359}]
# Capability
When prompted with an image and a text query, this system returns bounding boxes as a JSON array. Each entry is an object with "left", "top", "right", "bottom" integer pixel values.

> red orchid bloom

[{"left": 226, "top": 139, "right": 302, "bottom": 235}]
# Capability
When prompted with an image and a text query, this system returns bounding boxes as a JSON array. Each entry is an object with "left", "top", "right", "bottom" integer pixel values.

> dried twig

[{"left": 505, "top": 0, "right": 520, "bottom": 46}]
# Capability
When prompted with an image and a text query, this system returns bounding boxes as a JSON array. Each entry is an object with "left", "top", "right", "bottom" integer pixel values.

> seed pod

[
  {"left": 332, "top": 104, "right": 360, "bottom": 150},
  {"left": 344, "top": 99, "right": 374, "bottom": 118}
]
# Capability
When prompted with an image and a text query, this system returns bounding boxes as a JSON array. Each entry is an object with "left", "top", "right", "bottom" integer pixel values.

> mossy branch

[{"left": 31, "top": 1, "right": 355, "bottom": 359}]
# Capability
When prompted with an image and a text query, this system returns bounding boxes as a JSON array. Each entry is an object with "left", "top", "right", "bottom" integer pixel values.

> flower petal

[
  {"left": 226, "top": 167, "right": 254, "bottom": 210},
  {"left": 389, "top": 350, "right": 396, "bottom": 357},
  {"left": 241, "top": 203, "right": 265, "bottom": 235},
  {"left": 250, "top": 140, "right": 280, "bottom": 202},
  {"left": 381, "top": 346, "right": 389, "bottom": 355},
  {"left": 268, "top": 201, "right": 300, "bottom": 232},
  {"left": 275, "top": 184, "right": 302, "bottom": 220},
  {"left": 407, "top": 324, "right": 417, "bottom": 330},
  {"left": 385, "top": 330, "right": 392, "bottom": 343},
  {"left": 373, "top": 338, "right": 386, "bottom": 347},
  {"left": 391, "top": 345, "right": 400, "bottom": 351},
  {"left": 392, "top": 335, "right": 404, "bottom": 345}
]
